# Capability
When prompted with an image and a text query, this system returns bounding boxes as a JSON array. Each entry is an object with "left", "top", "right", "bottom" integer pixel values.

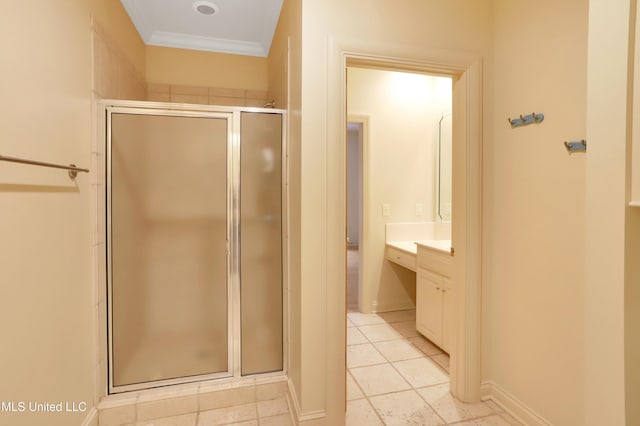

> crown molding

[{"left": 148, "top": 31, "right": 268, "bottom": 57}]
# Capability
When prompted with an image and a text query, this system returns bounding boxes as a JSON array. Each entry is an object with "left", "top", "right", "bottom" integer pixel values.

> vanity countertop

[
  {"left": 415, "top": 239, "right": 452, "bottom": 255},
  {"left": 386, "top": 239, "right": 451, "bottom": 255}
]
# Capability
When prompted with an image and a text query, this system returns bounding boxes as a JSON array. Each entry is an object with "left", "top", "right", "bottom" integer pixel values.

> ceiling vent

[{"left": 193, "top": 1, "right": 219, "bottom": 16}]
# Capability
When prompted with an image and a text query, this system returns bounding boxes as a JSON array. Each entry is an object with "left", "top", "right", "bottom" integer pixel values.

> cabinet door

[
  {"left": 416, "top": 269, "right": 443, "bottom": 345},
  {"left": 441, "top": 277, "right": 454, "bottom": 353}
]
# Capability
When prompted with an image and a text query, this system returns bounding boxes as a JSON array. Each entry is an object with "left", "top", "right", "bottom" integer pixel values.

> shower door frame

[{"left": 104, "top": 101, "right": 288, "bottom": 394}]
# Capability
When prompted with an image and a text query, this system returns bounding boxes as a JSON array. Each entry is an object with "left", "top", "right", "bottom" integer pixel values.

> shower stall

[{"left": 105, "top": 102, "right": 285, "bottom": 393}]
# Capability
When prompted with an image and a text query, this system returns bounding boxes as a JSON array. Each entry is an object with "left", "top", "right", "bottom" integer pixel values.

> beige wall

[
  {"left": 298, "top": 0, "right": 492, "bottom": 422},
  {"left": 0, "top": 1, "right": 95, "bottom": 425},
  {"left": 268, "top": 0, "right": 300, "bottom": 109},
  {"left": 92, "top": 21, "right": 146, "bottom": 101},
  {"left": 91, "top": 0, "right": 146, "bottom": 101},
  {"left": 90, "top": 0, "right": 146, "bottom": 79},
  {"left": 626, "top": 207, "right": 640, "bottom": 425},
  {"left": 6, "top": 1, "right": 636, "bottom": 424},
  {"left": 485, "top": 0, "right": 588, "bottom": 423},
  {"left": 626, "top": 4, "right": 640, "bottom": 424},
  {"left": 145, "top": 47, "right": 269, "bottom": 107},
  {"left": 585, "top": 0, "right": 632, "bottom": 424},
  {"left": 146, "top": 46, "right": 268, "bottom": 91},
  {"left": 347, "top": 67, "right": 452, "bottom": 313}
]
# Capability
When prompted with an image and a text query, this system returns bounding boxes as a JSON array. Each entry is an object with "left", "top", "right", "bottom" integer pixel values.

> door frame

[{"left": 326, "top": 39, "right": 483, "bottom": 406}]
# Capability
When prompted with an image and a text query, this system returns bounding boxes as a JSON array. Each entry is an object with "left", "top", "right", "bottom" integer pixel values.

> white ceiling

[{"left": 121, "top": 0, "right": 284, "bottom": 57}]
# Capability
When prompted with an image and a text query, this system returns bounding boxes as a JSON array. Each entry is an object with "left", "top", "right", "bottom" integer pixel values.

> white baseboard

[
  {"left": 480, "top": 381, "right": 550, "bottom": 426},
  {"left": 80, "top": 407, "right": 98, "bottom": 426},
  {"left": 372, "top": 300, "right": 415, "bottom": 313},
  {"left": 287, "top": 378, "right": 326, "bottom": 424}
]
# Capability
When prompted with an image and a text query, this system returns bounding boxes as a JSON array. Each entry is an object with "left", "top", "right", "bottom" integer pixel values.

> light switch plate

[
  {"left": 382, "top": 203, "right": 391, "bottom": 216},
  {"left": 415, "top": 203, "right": 424, "bottom": 216}
]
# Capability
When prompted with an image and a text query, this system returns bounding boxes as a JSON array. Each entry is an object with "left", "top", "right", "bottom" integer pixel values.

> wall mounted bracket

[
  {"left": 564, "top": 139, "right": 587, "bottom": 154},
  {"left": 508, "top": 112, "right": 544, "bottom": 128}
]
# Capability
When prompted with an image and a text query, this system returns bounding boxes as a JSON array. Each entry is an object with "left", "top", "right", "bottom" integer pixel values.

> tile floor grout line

[
  {"left": 364, "top": 395, "right": 387, "bottom": 426},
  {"left": 347, "top": 369, "right": 368, "bottom": 402},
  {"left": 350, "top": 329, "right": 393, "bottom": 367},
  {"left": 349, "top": 312, "right": 395, "bottom": 425},
  {"left": 349, "top": 310, "right": 457, "bottom": 426},
  {"left": 411, "top": 383, "right": 451, "bottom": 426},
  {"left": 348, "top": 312, "right": 514, "bottom": 425},
  {"left": 350, "top": 311, "right": 448, "bottom": 426}
]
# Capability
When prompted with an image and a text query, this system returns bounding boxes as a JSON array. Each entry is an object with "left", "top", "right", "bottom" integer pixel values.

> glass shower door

[
  {"left": 108, "top": 111, "right": 231, "bottom": 389},
  {"left": 240, "top": 112, "right": 283, "bottom": 375}
]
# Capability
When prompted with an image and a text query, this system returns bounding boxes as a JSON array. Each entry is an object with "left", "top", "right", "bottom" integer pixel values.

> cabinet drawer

[
  {"left": 386, "top": 246, "right": 416, "bottom": 272},
  {"left": 417, "top": 247, "right": 453, "bottom": 277}
]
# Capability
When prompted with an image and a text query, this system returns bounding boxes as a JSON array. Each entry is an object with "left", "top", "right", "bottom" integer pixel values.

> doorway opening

[
  {"left": 333, "top": 48, "right": 483, "bottom": 408},
  {"left": 346, "top": 67, "right": 453, "bottom": 318},
  {"left": 345, "top": 67, "right": 456, "bottom": 415}
]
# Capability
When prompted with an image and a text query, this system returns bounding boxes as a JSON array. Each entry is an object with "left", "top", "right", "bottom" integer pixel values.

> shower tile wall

[
  {"left": 97, "top": 379, "right": 290, "bottom": 426},
  {"left": 147, "top": 84, "right": 267, "bottom": 108}
]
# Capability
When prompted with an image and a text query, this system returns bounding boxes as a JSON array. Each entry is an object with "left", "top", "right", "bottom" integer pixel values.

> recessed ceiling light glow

[{"left": 193, "top": 1, "right": 219, "bottom": 16}]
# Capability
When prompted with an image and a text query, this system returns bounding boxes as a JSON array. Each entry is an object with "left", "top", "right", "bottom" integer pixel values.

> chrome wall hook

[
  {"left": 564, "top": 139, "right": 587, "bottom": 154},
  {"left": 508, "top": 112, "right": 544, "bottom": 128}
]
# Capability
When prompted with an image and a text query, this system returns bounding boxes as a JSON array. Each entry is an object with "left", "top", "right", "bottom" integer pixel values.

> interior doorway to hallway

[
  {"left": 336, "top": 48, "right": 483, "bottom": 405},
  {"left": 345, "top": 67, "right": 453, "bottom": 317},
  {"left": 344, "top": 66, "right": 458, "bottom": 423}
]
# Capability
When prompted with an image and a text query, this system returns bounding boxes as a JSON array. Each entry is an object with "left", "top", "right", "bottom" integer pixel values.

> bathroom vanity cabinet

[
  {"left": 416, "top": 243, "right": 454, "bottom": 354},
  {"left": 385, "top": 243, "right": 417, "bottom": 272},
  {"left": 383, "top": 222, "right": 453, "bottom": 353}
]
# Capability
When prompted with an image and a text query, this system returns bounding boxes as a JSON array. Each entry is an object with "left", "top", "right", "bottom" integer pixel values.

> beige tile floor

[
  {"left": 103, "top": 309, "right": 522, "bottom": 426},
  {"left": 346, "top": 310, "right": 523, "bottom": 426},
  {"left": 100, "top": 384, "right": 292, "bottom": 426},
  {"left": 127, "top": 396, "right": 292, "bottom": 426}
]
